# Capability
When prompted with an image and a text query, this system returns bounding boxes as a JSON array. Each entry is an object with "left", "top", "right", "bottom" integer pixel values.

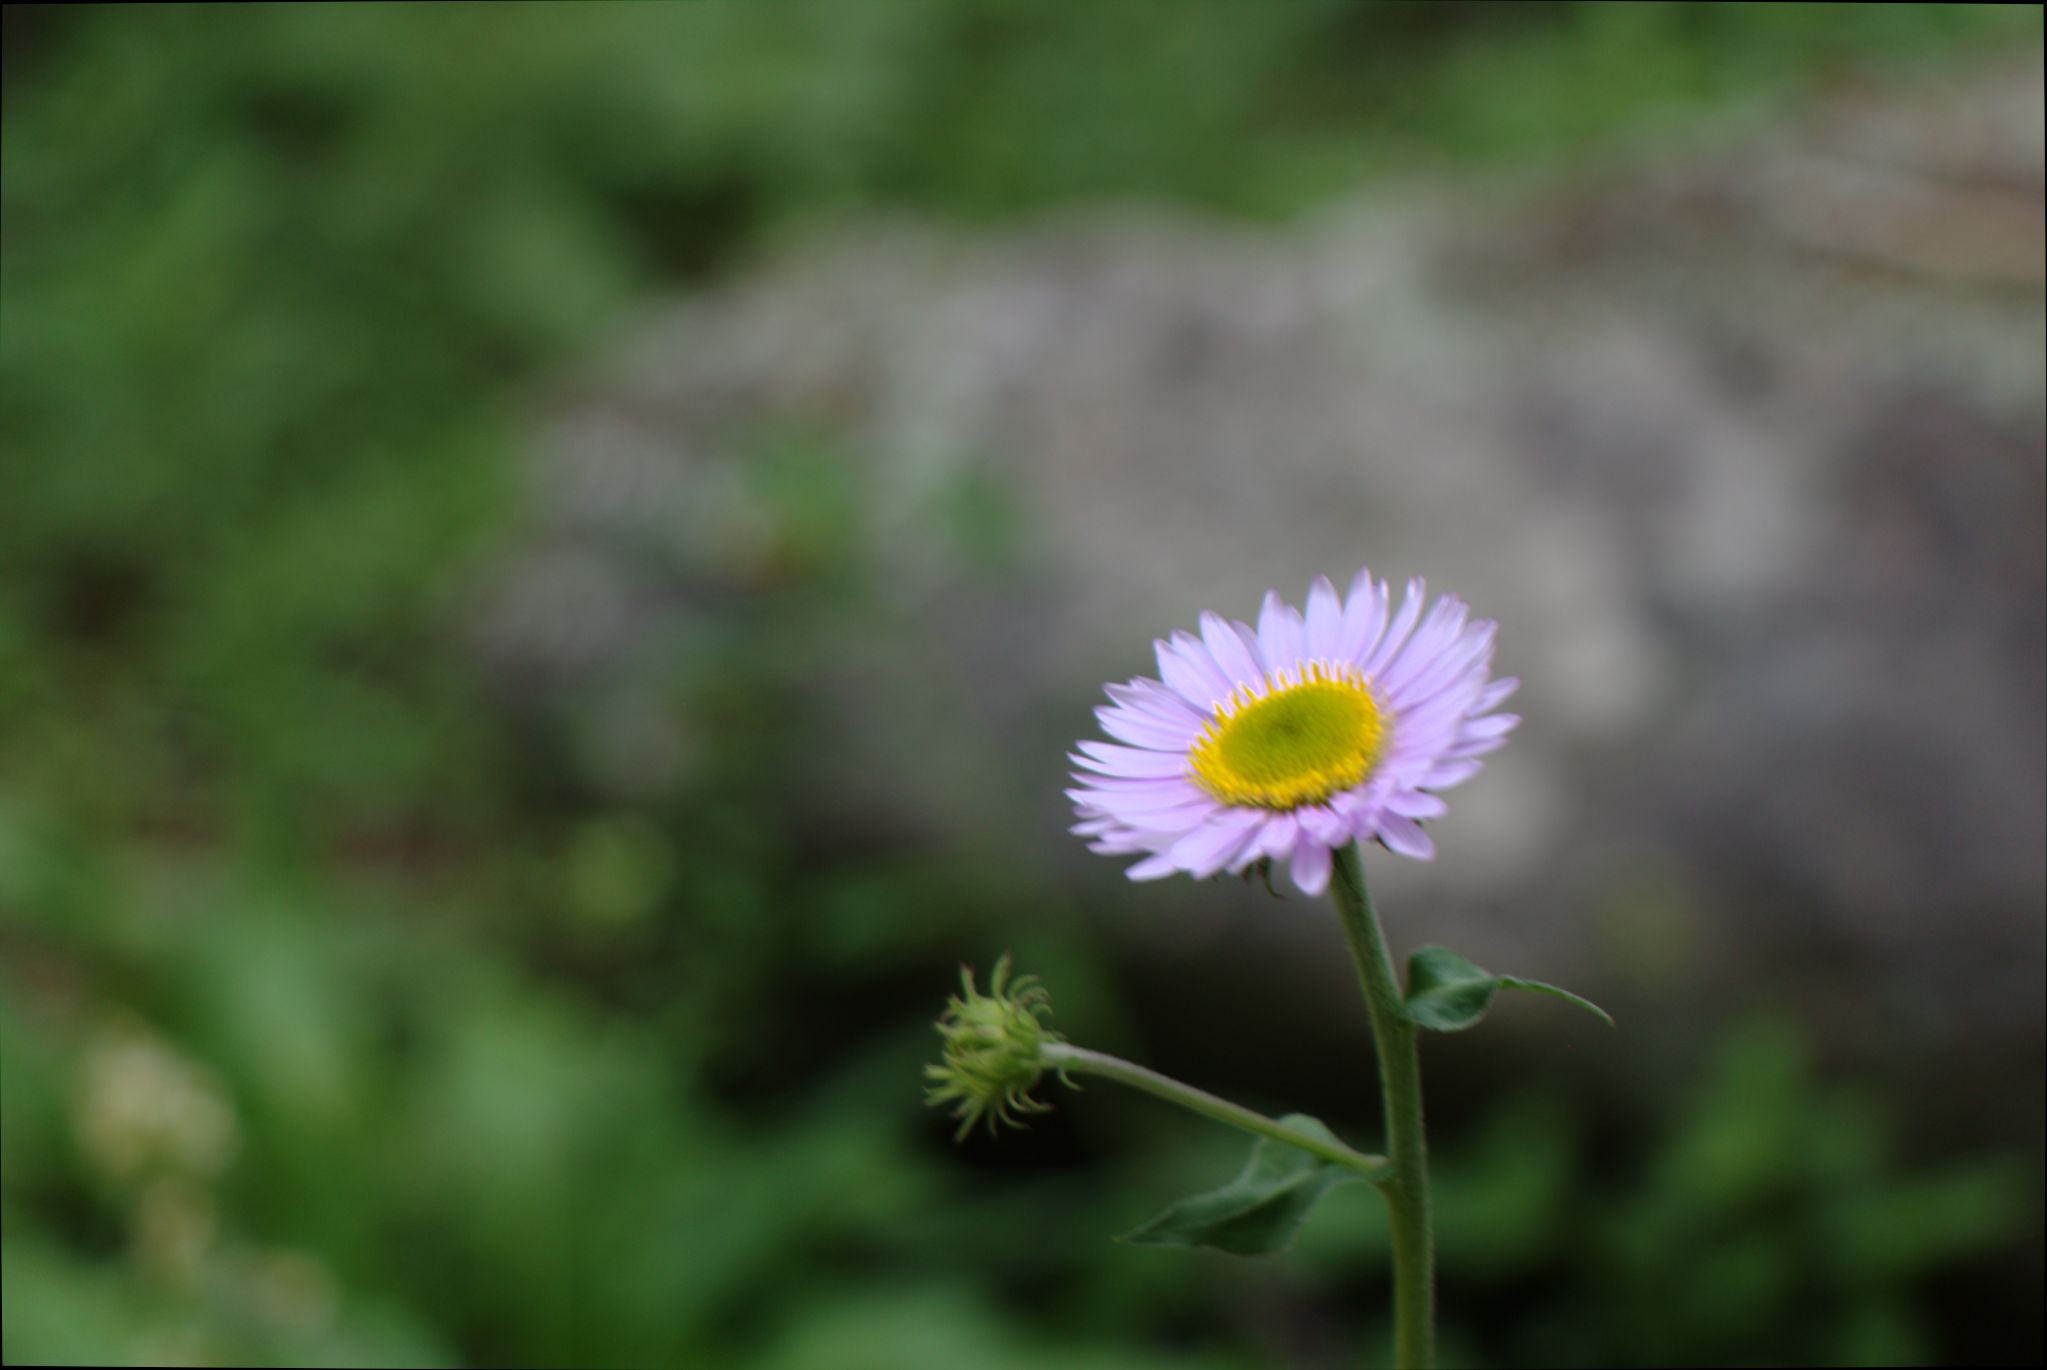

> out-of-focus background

[{"left": 3, "top": 4, "right": 2042, "bottom": 1367}]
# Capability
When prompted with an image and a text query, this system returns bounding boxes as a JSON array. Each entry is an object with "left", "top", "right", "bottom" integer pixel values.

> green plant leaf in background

[
  {"left": 1403, "top": 945, "right": 1613, "bottom": 1033},
  {"left": 1119, "top": 1114, "right": 1364, "bottom": 1256}
]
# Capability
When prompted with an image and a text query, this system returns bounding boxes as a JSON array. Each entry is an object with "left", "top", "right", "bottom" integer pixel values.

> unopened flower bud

[{"left": 925, "top": 955, "right": 1063, "bottom": 1140}]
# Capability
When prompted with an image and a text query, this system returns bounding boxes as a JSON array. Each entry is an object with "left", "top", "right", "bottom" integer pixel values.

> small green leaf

[
  {"left": 1403, "top": 945, "right": 1502, "bottom": 1031},
  {"left": 1495, "top": 975, "right": 1615, "bottom": 1028},
  {"left": 1119, "top": 1114, "right": 1363, "bottom": 1255},
  {"left": 1403, "top": 945, "right": 1613, "bottom": 1032}
]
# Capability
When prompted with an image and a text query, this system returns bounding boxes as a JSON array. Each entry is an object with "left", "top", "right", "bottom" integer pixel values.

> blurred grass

[{"left": 2, "top": 3, "right": 2040, "bottom": 1366}]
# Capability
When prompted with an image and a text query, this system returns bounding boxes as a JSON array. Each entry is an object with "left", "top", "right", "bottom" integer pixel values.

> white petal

[
  {"left": 1304, "top": 576, "right": 1343, "bottom": 660},
  {"left": 1199, "top": 611, "right": 1264, "bottom": 687},
  {"left": 1073, "top": 788, "right": 1208, "bottom": 822},
  {"left": 1363, "top": 578, "right": 1426, "bottom": 677},
  {"left": 1071, "top": 744, "right": 1188, "bottom": 779},
  {"left": 1375, "top": 814, "right": 1437, "bottom": 860},
  {"left": 1298, "top": 805, "right": 1348, "bottom": 846},
  {"left": 1126, "top": 852, "right": 1181, "bottom": 881},
  {"left": 1257, "top": 590, "right": 1306, "bottom": 672},
  {"left": 1384, "top": 790, "right": 1448, "bottom": 820},
  {"left": 1339, "top": 569, "right": 1389, "bottom": 662},
  {"left": 1421, "top": 758, "right": 1484, "bottom": 788},
  {"left": 1156, "top": 634, "right": 1232, "bottom": 711},
  {"left": 1476, "top": 677, "right": 1520, "bottom": 712},
  {"left": 1169, "top": 812, "right": 1262, "bottom": 879},
  {"left": 1461, "top": 712, "right": 1519, "bottom": 740},
  {"left": 1378, "top": 598, "right": 1469, "bottom": 698},
  {"left": 1289, "top": 840, "right": 1333, "bottom": 896},
  {"left": 1257, "top": 813, "right": 1300, "bottom": 859},
  {"left": 1387, "top": 619, "right": 1493, "bottom": 708},
  {"left": 1106, "top": 679, "right": 1204, "bottom": 727},
  {"left": 1095, "top": 704, "right": 1199, "bottom": 751}
]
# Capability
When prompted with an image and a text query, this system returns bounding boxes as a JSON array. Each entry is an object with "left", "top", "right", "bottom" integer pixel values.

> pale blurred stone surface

[{"left": 479, "top": 59, "right": 2045, "bottom": 1044}]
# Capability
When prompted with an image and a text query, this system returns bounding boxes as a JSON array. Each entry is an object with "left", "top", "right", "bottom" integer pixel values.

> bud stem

[{"left": 1038, "top": 1041, "right": 1391, "bottom": 1181}]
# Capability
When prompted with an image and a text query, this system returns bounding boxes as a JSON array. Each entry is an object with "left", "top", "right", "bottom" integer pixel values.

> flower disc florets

[
  {"left": 1189, "top": 661, "right": 1386, "bottom": 809},
  {"left": 925, "top": 956, "right": 1063, "bottom": 1140}
]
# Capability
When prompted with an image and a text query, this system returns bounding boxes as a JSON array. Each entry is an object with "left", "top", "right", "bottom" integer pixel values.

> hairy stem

[
  {"left": 1039, "top": 1041, "right": 1391, "bottom": 1181},
  {"left": 1331, "top": 842, "right": 1434, "bottom": 1370}
]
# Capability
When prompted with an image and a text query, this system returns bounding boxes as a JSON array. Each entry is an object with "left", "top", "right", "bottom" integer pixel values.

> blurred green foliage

[
  {"left": 1293, "top": 1019, "right": 2030, "bottom": 1367},
  {"left": 3, "top": 3, "right": 2040, "bottom": 1366}
]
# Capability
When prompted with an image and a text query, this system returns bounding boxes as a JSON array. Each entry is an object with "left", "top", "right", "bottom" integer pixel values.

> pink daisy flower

[{"left": 1069, "top": 570, "right": 1518, "bottom": 895}]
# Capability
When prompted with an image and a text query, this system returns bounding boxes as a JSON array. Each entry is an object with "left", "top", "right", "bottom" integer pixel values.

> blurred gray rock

[{"left": 478, "top": 59, "right": 2044, "bottom": 1047}]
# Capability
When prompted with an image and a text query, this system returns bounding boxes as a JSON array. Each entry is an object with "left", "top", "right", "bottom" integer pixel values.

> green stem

[
  {"left": 1331, "top": 842, "right": 1435, "bottom": 1370},
  {"left": 1039, "top": 1041, "right": 1391, "bottom": 1182}
]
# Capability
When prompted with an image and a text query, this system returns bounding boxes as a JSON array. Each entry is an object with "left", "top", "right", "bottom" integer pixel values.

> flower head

[
  {"left": 1069, "top": 570, "right": 1518, "bottom": 895},
  {"left": 925, "top": 956, "right": 1063, "bottom": 1139}
]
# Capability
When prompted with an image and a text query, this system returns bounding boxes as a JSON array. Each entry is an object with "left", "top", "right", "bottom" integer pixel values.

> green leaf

[
  {"left": 1403, "top": 946, "right": 1502, "bottom": 1031},
  {"left": 1495, "top": 975, "right": 1615, "bottom": 1028},
  {"left": 1119, "top": 1114, "right": 1363, "bottom": 1255},
  {"left": 1403, "top": 945, "right": 1614, "bottom": 1032}
]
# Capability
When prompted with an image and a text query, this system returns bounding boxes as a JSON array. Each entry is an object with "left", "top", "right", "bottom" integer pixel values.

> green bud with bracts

[{"left": 925, "top": 955, "right": 1066, "bottom": 1140}]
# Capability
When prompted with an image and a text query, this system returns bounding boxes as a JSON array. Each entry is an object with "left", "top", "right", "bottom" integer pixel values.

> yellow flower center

[{"left": 1188, "top": 662, "right": 1387, "bottom": 810}]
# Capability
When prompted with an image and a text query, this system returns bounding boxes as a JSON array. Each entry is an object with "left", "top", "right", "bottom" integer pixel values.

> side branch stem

[
  {"left": 1331, "top": 842, "right": 1435, "bottom": 1370},
  {"left": 1039, "top": 1042, "right": 1390, "bottom": 1181}
]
